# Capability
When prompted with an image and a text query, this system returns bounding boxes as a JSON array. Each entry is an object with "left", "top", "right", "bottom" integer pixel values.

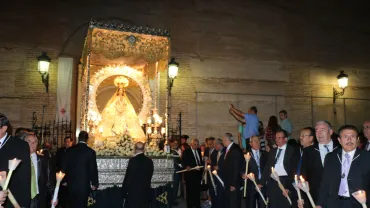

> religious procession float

[{"left": 76, "top": 19, "right": 176, "bottom": 207}]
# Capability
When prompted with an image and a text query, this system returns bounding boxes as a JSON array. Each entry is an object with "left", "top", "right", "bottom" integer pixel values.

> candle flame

[
  {"left": 207, "top": 165, "right": 211, "bottom": 169},
  {"left": 299, "top": 175, "right": 305, "bottom": 182},
  {"left": 212, "top": 170, "right": 217, "bottom": 175}
]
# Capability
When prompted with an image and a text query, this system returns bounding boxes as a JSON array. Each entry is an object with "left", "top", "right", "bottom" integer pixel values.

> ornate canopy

[{"left": 82, "top": 20, "right": 171, "bottom": 78}]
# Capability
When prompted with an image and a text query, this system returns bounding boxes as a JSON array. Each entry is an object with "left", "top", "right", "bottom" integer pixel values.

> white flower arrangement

[{"left": 94, "top": 133, "right": 174, "bottom": 157}]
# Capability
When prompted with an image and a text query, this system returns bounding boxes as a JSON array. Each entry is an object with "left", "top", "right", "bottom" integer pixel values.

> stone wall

[{"left": 1, "top": 0, "right": 370, "bottom": 141}]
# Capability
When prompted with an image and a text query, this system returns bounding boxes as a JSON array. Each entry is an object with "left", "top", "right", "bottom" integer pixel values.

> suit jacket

[
  {"left": 209, "top": 148, "right": 218, "bottom": 169},
  {"left": 122, "top": 153, "right": 154, "bottom": 206},
  {"left": 182, "top": 148, "right": 203, "bottom": 183},
  {"left": 317, "top": 148, "right": 370, "bottom": 208},
  {"left": 260, "top": 144, "right": 300, "bottom": 191},
  {"left": 220, "top": 143, "right": 244, "bottom": 189},
  {"left": 0, "top": 135, "right": 31, "bottom": 208},
  {"left": 55, "top": 147, "right": 68, "bottom": 171},
  {"left": 170, "top": 149, "right": 182, "bottom": 171},
  {"left": 247, "top": 149, "right": 268, "bottom": 186},
  {"left": 37, "top": 155, "right": 56, "bottom": 208},
  {"left": 62, "top": 142, "right": 98, "bottom": 195},
  {"left": 300, "top": 141, "right": 340, "bottom": 203}
]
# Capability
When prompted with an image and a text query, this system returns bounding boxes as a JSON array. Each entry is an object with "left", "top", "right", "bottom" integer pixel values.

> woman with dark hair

[
  {"left": 265, "top": 116, "right": 281, "bottom": 148},
  {"left": 258, "top": 121, "right": 266, "bottom": 151}
]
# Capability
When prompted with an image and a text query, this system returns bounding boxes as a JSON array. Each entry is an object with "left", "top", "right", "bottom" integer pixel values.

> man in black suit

[
  {"left": 0, "top": 114, "right": 31, "bottom": 208},
  {"left": 169, "top": 139, "right": 182, "bottom": 205},
  {"left": 24, "top": 134, "right": 56, "bottom": 208},
  {"left": 242, "top": 136, "right": 268, "bottom": 208},
  {"left": 260, "top": 129, "right": 300, "bottom": 208},
  {"left": 182, "top": 138, "right": 203, "bottom": 208},
  {"left": 362, "top": 121, "right": 370, "bottom": 151},
  {"left": 300, "top": 121, "right": 340, "bottom": 206},
  {"left": 55, "top": 136, "right": 73, "bottom": 208},
  {"left": 209, "top": 138, "right": 226, "bottom": 208},
  {"left": 122, "top": 142, "right": 154, "bottom": 208},
  {"left": 317, "top": 125, "right": 370, "bottom": 208},
  {"left": 220, "top": 133, "right": 243, "bottom": 208},
  {"left": 62, "top": 131, "right": 98, "bottom": 208}
]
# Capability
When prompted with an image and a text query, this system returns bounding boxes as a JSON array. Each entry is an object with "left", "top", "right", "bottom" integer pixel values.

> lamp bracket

[
  {"left": 41, "top": 73, "right": 49, "bottom": 93},
  {"left": 333, "top": 87, "right": 345, "bottom": 104}
]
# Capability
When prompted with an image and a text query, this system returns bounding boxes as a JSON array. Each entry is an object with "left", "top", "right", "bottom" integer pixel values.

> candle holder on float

[{"left": 142, "top": 108, "right": 166, "bottom": 148}]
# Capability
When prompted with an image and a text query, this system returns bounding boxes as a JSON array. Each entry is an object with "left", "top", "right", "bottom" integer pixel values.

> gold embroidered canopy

[{"left": 82, "top": 20, "right": 171, "bottom": 77}]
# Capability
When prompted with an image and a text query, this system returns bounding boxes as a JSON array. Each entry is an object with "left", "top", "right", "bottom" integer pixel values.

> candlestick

[
  {"left": 212, "top": 170, "right": 224, "bottom": 187},
  {"left": 352, "top": 190, "right": 367, "bottom": 208},
  {"left": 3, "top": 159, "right": 21, "bottom": 190},
  {"left": 299, "top": 176, "right": 315, "bottom": 208},
  {"left": 52, "top": 171, "right": 66, "bottom": 208},
  {"left": 146, "top": 126, "right": 152, "bottom": 134},
  {"left": 161, "top": 127, "right": 165, "bottom": 135},
  {"left": 247, "top": 173, "right": 267, "bottom": 205},
  {"left": 243, "top": 153, "right": 251, "bottom": 197},
  {"left": 207, "top": 165, "right": 217, "bottom": 195},
  {"left": 270, "top": 167, "right": 292, "bottom": 205},
  {"left": 294, "top": 175, "right": 302, "bottom": 201},
  {"left": 139, "top": 120, "right": 143, "bottom": 127},
  {"left": 147, "top": 118, "right": 152, "bottom": 125}
]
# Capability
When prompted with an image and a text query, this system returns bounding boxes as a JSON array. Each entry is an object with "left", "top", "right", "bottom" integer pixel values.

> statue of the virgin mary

[{"left": 99, "top": 76, "right": 146, "bottom": 141}]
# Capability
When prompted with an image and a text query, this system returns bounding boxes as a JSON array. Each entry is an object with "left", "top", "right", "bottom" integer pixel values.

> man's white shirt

[{"left": 274, "top": 144, "right": 288, "bottom": 176}]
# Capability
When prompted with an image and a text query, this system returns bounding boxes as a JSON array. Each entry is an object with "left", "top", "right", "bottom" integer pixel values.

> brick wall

[{"left": 1, "top": 0, "right": 370, "bottom": 141}]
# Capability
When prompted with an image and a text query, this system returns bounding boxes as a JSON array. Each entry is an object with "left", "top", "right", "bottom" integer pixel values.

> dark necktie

[
  {"left": 274, "top": 149, "right": 283, "bottom": 165},
  {"left": 366, "top": 142, "right": 370, "bottom": 151},
  {"left": 194, "top": 150, "right": 200, "bottom": 166},
  {"left": 324, "top": 144, "right": 330, "bottom": 153}
]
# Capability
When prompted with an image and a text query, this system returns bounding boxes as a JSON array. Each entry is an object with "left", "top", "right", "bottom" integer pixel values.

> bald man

[{"left": 122, "top": 142, "right": 154, "bottom": 208}]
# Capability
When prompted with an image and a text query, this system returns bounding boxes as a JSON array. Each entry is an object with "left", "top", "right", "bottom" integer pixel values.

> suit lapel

[
  {"left": 348, "top": 149, "right": 361, "bottom": 178},
  {"left": 313, "top": 143, "right": 325, "bottom": 168},
  {"left": 283, "top": 145, "right": 292, "bottom": 170},
  {"left": 37, "top": 156, "right": 41, "bottom": 180}
]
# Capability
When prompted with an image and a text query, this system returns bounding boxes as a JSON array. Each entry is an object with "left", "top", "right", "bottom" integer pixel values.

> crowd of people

[
  {"left": 2, "top": 102, "right": 370, "bottom": 208},
  {"left": 0, "top": 113, "right": 99, "bottom": 208},
  {"left": 168, "top": 105, "right": 370, "bottom": 208}
]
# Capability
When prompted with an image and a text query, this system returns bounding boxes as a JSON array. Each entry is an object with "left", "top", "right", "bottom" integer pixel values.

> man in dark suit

[
  {"left": 208, "top": 138, "right": 226, "bottom": 208},
  {"left": 242, "top": 136, "right": 268, "bottom": 208},
  {"left": 220, "top": 133, "right": 243, "bottom": 208},
  {"left": 169, "top": 139, "right": 182, "bottom": 205},
  {"left": 0, "top": 113, "right": 31, "bottom": 208},
  {"left": 362, "top": 121, "right": 370, "bottom": 151},
  {"left": 182, "top": 138, "right": 203, "bottom": 208},
  {"left": 300, "top": 121, "right": 340, "bottom": 206},
  {"left": 122, "top": 142, "right": 154, "bottom": 208},
  {"left": 55, "top": 136, "right": 73, "bottom": 208},
  {"left": 260, "top": 129, "right": 300, "bottom": 208},
  {"left": 317, "top": 125, "right": 370, "bottom": 208},
  {"left": 62, "top": 131, "right": 98, "bottom": 208},
  {"left": 24, "top": 134, "right": 56, "bottom": 208}
]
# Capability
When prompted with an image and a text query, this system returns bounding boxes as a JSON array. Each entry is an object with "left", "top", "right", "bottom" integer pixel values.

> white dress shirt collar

[
  {"left": 341, "top": 148, "right": 356, "bottom": 160},
  {"left": 319, "top": 139, "right": 333, "bottom": 150},
  {"left": 278, "top": 143, "right": 287, "bottom": 151},
  {"left": 0, "top": 132, "right": 8, "bottom": 146},
  {"left": 226, "top": 142, "right": 234, "bottom": 152},
  {"left": 134, "top": 152, "right": 143, "bottom": 157}
]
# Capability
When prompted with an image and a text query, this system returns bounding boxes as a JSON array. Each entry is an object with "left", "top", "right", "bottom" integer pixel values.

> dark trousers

[
  {"left": 246, "top": 186, "right": 266, "bottom": 208},
  {"left": 67, "top": 190, "right": 89, "bottom": 208},
  {"left": 30, "top": 195, "right": 39, "bottom": 208},
  {"left": 57, "top": 185, "right": 68, "bottom": 208},
  {"left": 173, "top": 172, "right": 181, "bottom": 199},
  {"left": 210, "top": 177, "right": 226, "bottom": 208},
  {"left": 267, "top": 177, "right": 294, "bottom": 208},
  {"left": 185, "top": 177, "right": 201, "bottom": 208},
  {"left": 225, "top": 186, "right": 241, "bottom": 208}
]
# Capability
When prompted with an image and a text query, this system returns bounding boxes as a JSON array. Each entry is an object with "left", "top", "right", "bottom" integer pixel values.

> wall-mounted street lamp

[
  {"left": 333, "top": 70, "right": 348, "bottom": 104},
  {"left": 168, "top": 58, "right": 179, "bottom": 90},
  {"left": 166, "top": 57, "right": 179, "bottom": 140},
  {"left": 37, "top": 52, "right": 51, "bottom": 93}
]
